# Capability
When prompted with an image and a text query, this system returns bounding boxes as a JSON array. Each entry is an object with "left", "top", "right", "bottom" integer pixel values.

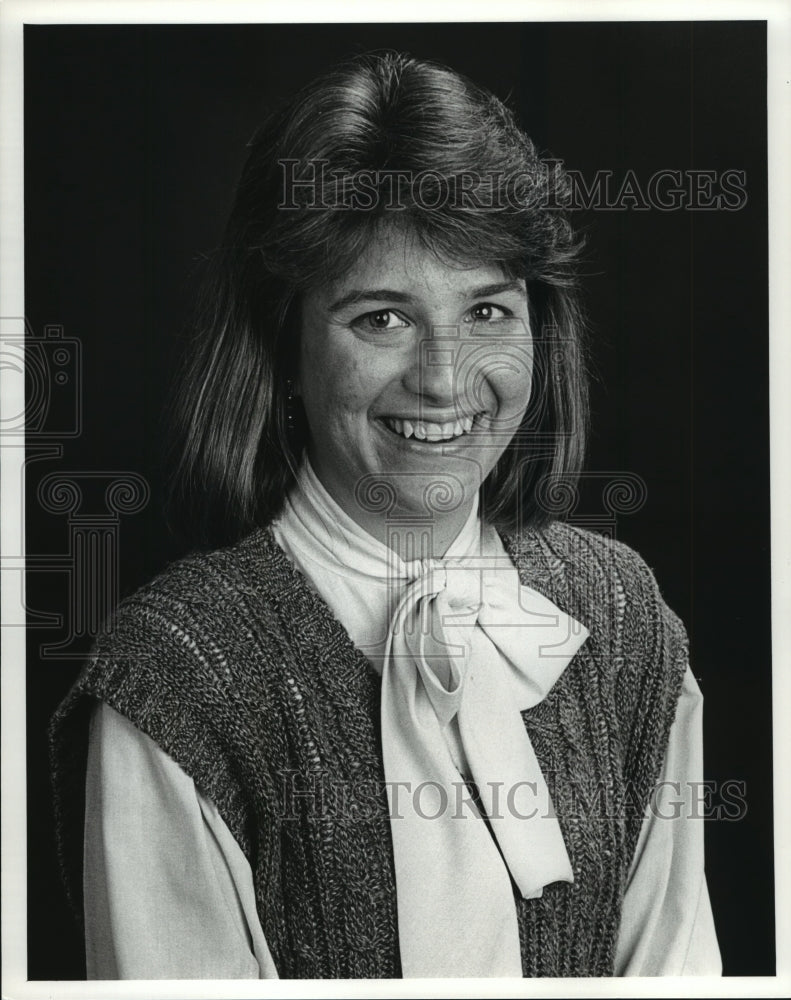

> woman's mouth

[{"left": 382, "top": 414, "right": 478, "bottom": 442}]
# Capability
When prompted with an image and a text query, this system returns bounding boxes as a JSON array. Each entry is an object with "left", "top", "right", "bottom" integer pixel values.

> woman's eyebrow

[
  {"left": 328, "top": 280, "right": 525, "bottom": 314},
  {"left": 469, "top": 279, "right": 525, "bottom": 299},
  {"left": 328, "top": 289, "right": 415, "bottom": 313}
]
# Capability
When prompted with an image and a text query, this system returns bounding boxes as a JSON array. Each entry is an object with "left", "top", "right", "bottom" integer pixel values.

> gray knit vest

[{"left": 49, "top": 521, "right": 688, "bottom": 978}]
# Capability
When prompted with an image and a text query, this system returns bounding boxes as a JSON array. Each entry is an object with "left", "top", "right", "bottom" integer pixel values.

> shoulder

[
  {"left": 96, "top": 527, "right": 287, "bottom": 641},
  {"left": 504, "top": 520, "right": 688, "bottom": 661},
  {"left": 54, "top": 528, "right": 294, "bottom": 791},
  {"left": 552, "top": 521, "right": 671, "bottom": 607},
  {"left": 509, "top": 522, "right": 690, "bottom": 754},
  {"left": 544, "top": 520, "right": 689, "bottom": 695},
  {"left": 120, "top": 526, "right": 279, "bottom": 607},
  {"left": 75, "top": 527, "right": 297, "bottom": 706},
  {"left": 506, "top": 520, "right": 666, "bottom": 610},
  {"left": 544, "top": 519, "right": 654, "bottom": 576}
]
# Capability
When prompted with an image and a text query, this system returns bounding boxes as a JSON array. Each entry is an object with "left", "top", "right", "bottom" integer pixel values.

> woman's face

[{"left": 297, "top": 225, "right": 534, "bottom": 541}]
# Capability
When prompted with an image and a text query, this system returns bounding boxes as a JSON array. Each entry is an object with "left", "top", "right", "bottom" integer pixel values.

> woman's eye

[
  {"left": 355, "top": 309, "right": 410, "bottom": 331},
  {"left": 467, "top": 302, "right": 512, "bottom": 322}
]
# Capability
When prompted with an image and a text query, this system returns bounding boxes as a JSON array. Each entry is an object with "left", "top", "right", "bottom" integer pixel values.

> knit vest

[{"left": 49, "top": 521, "right": 688, "bottom": 978}]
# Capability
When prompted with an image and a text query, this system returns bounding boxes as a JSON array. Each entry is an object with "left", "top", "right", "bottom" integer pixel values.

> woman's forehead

[{"left": 318, "top": 223, "right": 518, "bottom": 302}]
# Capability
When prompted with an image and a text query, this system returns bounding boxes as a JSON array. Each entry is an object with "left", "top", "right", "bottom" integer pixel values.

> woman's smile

[
  {"left": 380, "top": 413, "right": 478, "bottom": 442},
  {"left": 297, "top": 223, "right": 534, "bottom": 543}
]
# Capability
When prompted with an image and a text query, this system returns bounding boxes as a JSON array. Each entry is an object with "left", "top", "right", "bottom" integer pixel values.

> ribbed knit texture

[{"left": 49, "top": 521, "right": 688, "bottom": 978}]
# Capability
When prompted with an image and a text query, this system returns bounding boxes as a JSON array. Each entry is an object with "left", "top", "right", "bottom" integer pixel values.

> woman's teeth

[{"left": 384, "top": 415, "right": 475, "bottom": 441}]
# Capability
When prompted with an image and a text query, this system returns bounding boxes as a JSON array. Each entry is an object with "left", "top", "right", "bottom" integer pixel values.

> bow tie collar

[
  {"left": 272, "top": 458, "right": 589, "bottom": 977},
  {"left": 382, "top": 547, "right": 589, "bottom": 977}
]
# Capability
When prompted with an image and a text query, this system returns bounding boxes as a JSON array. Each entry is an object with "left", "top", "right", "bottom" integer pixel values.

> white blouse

[{"left": 83, "top": 464, "right": 722, "bottom": 978}]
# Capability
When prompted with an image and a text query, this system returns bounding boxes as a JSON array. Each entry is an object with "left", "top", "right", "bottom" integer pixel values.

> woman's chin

[{"left": 349, "top": 419, "right": 490, "bottom": 523}]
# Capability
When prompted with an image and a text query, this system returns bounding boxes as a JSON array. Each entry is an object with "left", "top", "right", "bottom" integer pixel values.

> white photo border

[{"left": 2, "top": 1, "right": 789, "bottom": 998}]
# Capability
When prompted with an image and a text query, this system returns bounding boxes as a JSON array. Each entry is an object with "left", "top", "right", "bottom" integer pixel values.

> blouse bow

[
  {"left": 381, "top": 553, "right": 589, "bottom": 976},
  {"left": 272, "top": 458, "right": 590, "bottom": 977}
]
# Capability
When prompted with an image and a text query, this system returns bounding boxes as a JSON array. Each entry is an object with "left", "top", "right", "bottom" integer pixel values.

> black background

[{"left": 24, "top": 22, "right": 772, "bottom": 978}]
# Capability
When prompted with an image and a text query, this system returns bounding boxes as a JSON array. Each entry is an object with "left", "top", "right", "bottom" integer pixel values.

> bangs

[{"left": 265, "top": 209, "right": 530, "bottom": 295}]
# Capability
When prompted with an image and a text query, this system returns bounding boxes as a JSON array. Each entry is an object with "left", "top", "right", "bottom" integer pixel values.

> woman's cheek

[{"left": 485, "top": 360, "right": 532, "bottom": 431}]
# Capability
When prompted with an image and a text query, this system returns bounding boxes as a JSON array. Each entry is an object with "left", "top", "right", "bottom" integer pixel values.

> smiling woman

[
  {"left": 299, "top": 228, "right": 535, "bottom": 550},
  {"left": 48, "top": 51, "right": 721, "bottom": 979}
]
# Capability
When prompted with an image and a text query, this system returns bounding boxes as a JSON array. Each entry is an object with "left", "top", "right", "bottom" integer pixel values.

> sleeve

[
  {"left": 84, "top": 701, "right": 279, "bottom": 980},
  {"left": 614, "top": 666, "right": 722, "bottom": 976}
]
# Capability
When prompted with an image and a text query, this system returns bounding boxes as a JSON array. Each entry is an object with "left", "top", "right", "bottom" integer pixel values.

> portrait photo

[{"left": 2, "top": 2, "right": 788, "bottom": 996}]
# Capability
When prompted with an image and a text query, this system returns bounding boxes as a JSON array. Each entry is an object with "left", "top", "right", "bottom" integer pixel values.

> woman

[{"left": 50, "top": 51, "right": 721, "bottom": 978}]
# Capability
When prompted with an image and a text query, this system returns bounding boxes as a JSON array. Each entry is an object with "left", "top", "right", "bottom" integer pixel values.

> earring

[{"left": 286, "top": 378, "right": 296, "bottom": 432}]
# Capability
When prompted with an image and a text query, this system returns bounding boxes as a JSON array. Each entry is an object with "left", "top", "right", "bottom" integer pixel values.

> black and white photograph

[{"left": 2, "top": 0, "right": 789, "bottom": 996}]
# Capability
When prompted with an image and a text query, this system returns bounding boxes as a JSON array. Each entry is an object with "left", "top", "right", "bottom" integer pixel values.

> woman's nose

[{"left": 403, "top": 327, "right": 460, "bottom": 406}]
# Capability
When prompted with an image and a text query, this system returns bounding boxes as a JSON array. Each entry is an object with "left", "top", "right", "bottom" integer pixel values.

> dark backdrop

[{"left": 24, "top": 21, "right": 772, "bottom": 978}]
